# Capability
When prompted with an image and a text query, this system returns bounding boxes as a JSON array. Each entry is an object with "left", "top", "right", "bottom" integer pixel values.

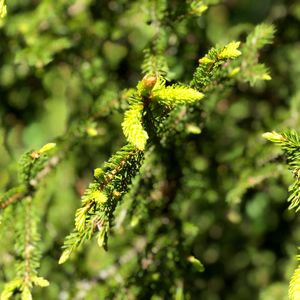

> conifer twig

[{"left": 0, "top": 192, "right": 24, "bottom": 210}]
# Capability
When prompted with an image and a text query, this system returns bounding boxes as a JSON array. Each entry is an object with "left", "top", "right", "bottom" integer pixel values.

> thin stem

[
  {"left": 23, "top": 197, "right": 32, "bottom": 285},
  {"left": 0, "top": 192, "right": 24, "bottom": 209}
]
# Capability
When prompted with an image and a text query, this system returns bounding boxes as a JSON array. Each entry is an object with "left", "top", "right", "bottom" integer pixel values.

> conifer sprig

[
  {"left": 0, "top": 1, "right": 283, "bottom": 298},
  {"left": 289, "top": 256, "right": 300, "bottom": 300},
  {"left": 0, "top": 0, "right": 6, "bottom": 18},
  {"left": 246, "top": 23, "right": 275, "bottom": 51},
  {"left": 226, "top": 163, "right": 284, "bottom": 206},
  {"left": 61, "top": 71, "right": 204, "bottom": 263},
  {"left": 59, "top": 144, "right": 144, "bottom": 264},
  {"left": 263, "top": 131, "right": 300, "bottom": 300},
  {"left": 238, "top": 23, "right": 275, "bottom": 85},
  {"left": 122, "top": 75, "right": 204, "bottom": 150},
  {"left": 263, "top": 130, "right": 300, "bottom": 211},
  {"left": 0, "top": 186, "right": 26, "bottom": 210},
  {"left": 151, "top": 85, "right": 204, "bottom": 108},
  {"left": 142, "top": 0, "right": 168, "bottom": 76},
  {"left": 122, "top": 103, "right": 149, "bottom": 151},
  {"left": 0, "top": 143, "right": 57, "bottom": 211},
  {"left": 191, "top": 41, "right": 241, "bottom": 90},
  {"left": 0, "top": 144, "right": 56, "bottom": 299},
  {"left": 0, "top": 198, "right": 49, "bottom": 300}
]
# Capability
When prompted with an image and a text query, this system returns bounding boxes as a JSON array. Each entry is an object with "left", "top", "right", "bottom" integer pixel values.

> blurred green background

[{"left": 1, "top": 0, "right": 300, "bottom": 299}]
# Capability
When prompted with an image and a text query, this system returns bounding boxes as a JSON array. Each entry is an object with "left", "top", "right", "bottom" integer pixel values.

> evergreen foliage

[
  {"left": 237, "top": 23, "right": 275, "bottom": 85},
  {"left": 263, "top": 130, "right": 300, "bottom": 299},
  {"left": 0, "top": 143, "right": 56, "bottom": 299},
  {"left": 0, "top": 1, "right": 300, "bottom": 299},
  {"left": 122, "top": 103, "right": 149, "bottom": 151},
  {"left": 263, "top": 131, "right": 300, "bottom": 211},
  {"left": 289, "top": 256, "right": 300, "bottom": 300},
  {"left": 191, "top": 41, "right": 242, "bottom": 89},
  {"left": 0, "top": 0, "right": 6, "bottom": 19},
  {"left": 59, "top": 144, "right": 144, "bottom": 264}
]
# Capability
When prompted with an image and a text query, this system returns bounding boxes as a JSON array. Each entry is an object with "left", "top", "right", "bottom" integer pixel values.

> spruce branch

[
  {"left": 19, "top": 143, "right": 57, "bottom": 188},
  {"left": 245, "top": 23, "right": 275, "bottom": 51},
  {"left": 0, "top": 1, "right": 287, "bottom": 299},
  {"left": 0, "top": 144, "right": 58, "bottom": 212},
  {"left": 289, "top": 256, "right": 300, "bottom": 300},
  {"left": 122, "top": 75, "right": 204, "bottom": 149},
  {"left": 59, "top": 144, "right": 144, "bottom": 263},
  {"left": 263, "top": 130, "right": 300, "bottom": 211},
  {"left": 226, "top": 163, "right": 285, "bottom": 206},
  {"left": 142, "top": 48, "right": 169, "bottom": 77},
  {"left": 191, "top": 41, "right": 241, "bottom": 90},
  {"left": 29, "top": 156, "right": 60, "bottom": 188},
  {"left": 188, "top": 1, "right": 209, "bottom": 16},
  {"left": 0, "top": 0, "right": 6, "bottom": 18},
  {"left": 169, "top": 0, "right": 219, "bottom": 22},
  {"left": 0, "top": 143, "right": 57, "bottom": 299},
  {"left": 122, "top": 103, "right": 149, "bottom": 151},
  {"left": 0, "top": 186, "right": 26, "bottom": 210},
  {"left": 263, "top": 131, "right": 300, "bottom": 299},
  {"left": 141, "top": 0, "right": 169, "bottom": 77},
  {"left": 237, "top": 23, "right": 275, "bottom": 85},
  {"left": 0, "top": 198, "right": 49, "bottom": 300},
  {"left": 151, "top": 85, "right": 204, "bottom": 108}
]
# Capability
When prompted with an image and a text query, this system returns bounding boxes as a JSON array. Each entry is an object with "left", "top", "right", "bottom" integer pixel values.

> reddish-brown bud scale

[{"left": 142, "top": 75, "right": 157, "bottom": 90}]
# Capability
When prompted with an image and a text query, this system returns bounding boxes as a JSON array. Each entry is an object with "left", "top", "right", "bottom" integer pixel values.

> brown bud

[
  {"left": 113, "top": 190, "right": 121, "bottom": 200},
  {"left": 142, "top": 75, "right": 157, "bottom": 90},
  {"left": 30, "top": 151, "right": 40, "bottom": 159}
]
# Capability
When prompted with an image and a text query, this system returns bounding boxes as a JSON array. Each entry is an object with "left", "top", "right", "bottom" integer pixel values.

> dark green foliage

[{"left": 1, "top": 1, "right": 300, "bottom": 300}]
